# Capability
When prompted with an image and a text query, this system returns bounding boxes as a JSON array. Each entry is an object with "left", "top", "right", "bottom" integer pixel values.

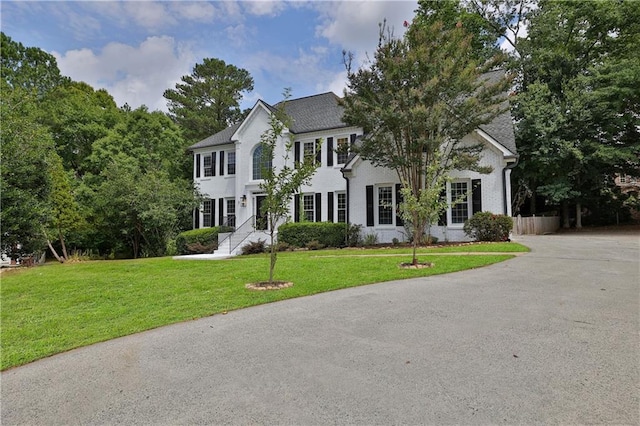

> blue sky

[{"left": 2, "top": 1, "right": 419, "bottom": 112}]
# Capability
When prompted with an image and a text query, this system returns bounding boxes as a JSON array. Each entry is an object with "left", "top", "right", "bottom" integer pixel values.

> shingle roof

[
  {"left": 278, "top": 92, "right": 348, "bottom": 134},
  {"left": 188, "top": 122, "right": 241, "bottom": 150},
  {"left": 188, "top": 92, "right": 349, "bottom": 150},
  {"left": 479, "top": 109, "right": 517, "bottom": 155}
]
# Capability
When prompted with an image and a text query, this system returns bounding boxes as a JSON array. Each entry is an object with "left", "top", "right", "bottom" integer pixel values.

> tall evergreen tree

[{"left": 163, "top": 58, "right": 254, "bottom": 142}]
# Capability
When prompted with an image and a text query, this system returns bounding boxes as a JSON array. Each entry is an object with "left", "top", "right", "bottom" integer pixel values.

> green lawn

[{"left": 1, "top": 242, "right": 528, "bottom": 370}]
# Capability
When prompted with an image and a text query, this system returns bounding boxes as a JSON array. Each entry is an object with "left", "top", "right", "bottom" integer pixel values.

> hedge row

[
  {"left": 278, "top": 222, "right": 347, "bottom": 248},
  {"left": 175, "top": 226, "right": 234, "bottom": 255}
]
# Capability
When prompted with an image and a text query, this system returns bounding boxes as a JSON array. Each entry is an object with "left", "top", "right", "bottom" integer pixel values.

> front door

[{"left": 255, "top": 195, "right": 267, "bottom": 230}]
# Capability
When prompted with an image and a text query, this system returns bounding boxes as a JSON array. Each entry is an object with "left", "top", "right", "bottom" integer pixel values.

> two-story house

[{"left": 188, "top": 90, "right": 517, "bottom": 255}]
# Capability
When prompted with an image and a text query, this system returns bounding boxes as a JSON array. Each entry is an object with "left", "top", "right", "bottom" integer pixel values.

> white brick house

[{"left": 189, "top": 90, "right": 517, "bottom": 253}]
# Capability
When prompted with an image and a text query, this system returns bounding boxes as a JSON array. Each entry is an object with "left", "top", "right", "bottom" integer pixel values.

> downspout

[
  {"left": 503, "top": 156, "right": 519, "bottom": 216},
  {"left": 341, "top": 167, "right": 350, "bottom": 245}
]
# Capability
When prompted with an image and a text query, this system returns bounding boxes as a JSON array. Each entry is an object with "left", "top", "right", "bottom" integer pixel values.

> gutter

[{"left": 503, "top": 156, "right": 519, "bottom": 215}]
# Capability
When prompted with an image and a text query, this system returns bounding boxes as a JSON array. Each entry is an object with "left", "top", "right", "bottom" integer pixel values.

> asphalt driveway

[{"left": 2, "top": 231, "right": 638, "bottom": 425}]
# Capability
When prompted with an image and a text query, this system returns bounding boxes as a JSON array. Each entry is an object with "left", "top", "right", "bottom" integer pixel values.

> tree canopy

[
  {"left": 342, "top": 18, "right": 509, "bottom": 263},
  {"left": 163, "top": 58, "right": 254, "bottom": 142}
]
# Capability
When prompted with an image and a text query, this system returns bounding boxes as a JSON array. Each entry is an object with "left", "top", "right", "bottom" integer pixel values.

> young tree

[
  {"left": 259, "top": 90, "right": 319, "bottom": 284},
  {"left": 164, "top": 58, "right": 254, "bottom": 142},
  {"left": 342, "top": 20, "right": 509, "bottom": 265}
]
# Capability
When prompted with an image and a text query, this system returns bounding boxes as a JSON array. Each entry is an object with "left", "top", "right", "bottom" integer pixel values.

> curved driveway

[{"left": 2, "top": 232, "right": 638, "bottom": 425}]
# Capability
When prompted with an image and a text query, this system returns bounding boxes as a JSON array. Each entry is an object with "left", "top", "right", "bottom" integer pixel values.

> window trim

[
  {"left": 337, "top": 192, "right": 347, "bottom": 223},
  {"left": 203, "top": 200, "right": 212, "bottom": 228},
  {"left": 376, "top": 185, "right": 394, "bottom": 226},
  {"left": 448, "top": 180, "right": 472, "bottom": 227},
  {"left": 203, "top": 154, "right": 213, "bottom": 177},
  {"left": 227, "top": 151, "right": 236, "bottom": 175},
  {"left": 303, "top": 193, "right": 315, "bottom": 222},
  {"left": 336, "top": 137, "right": 350, "bottom": 165},
  {"left": 252, "top": 144, "right": 272, "bottom": 180}
]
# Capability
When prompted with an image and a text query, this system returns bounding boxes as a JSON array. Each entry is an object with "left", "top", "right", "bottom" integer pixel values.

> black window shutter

[
  {"left": 315, "top": 192, "right": 322, "bottom": 222},
  {"left": 472, "top": 179, "right": 482, "bottom": 215},
  {"left": 366, "top": 185, "right": 374, "bottom": 226},
  {"left": 218, "top": 198, "right": 224, "bottom": 226},
  {"left": 294, "top": 194, "right": 300, "bottom": 222},
  {"left": 211, "top": 152, "right": 216, "bottom": 176},
  {"left": 194, "top": 207, "right": 200, "bottom": 229},
  {"left": 294, "top": 141, "right": 300, "bottom": 165},
  {"left": 395, "top": 183, "right": 404, "bottom": 226},
  {"left": 315, "top": 139, "right": 321, "bottom": 165},
  {"left": 350, "top": 133, "right": 356, "bottom": 147},
  {"left": 327, "top": 137, "right": 334, "bottom": 166},
  {"left": 438, "top": 187, "right": 447, "bottom": 226},
  {"left": 219, "top": 151, "right": 225, "bottom": 176},
  {"left": 327, "top": 192, "right": 334, "bottom": 222},
  {"left": 196, "top": 154, "right": 201, "bottom": 178}
]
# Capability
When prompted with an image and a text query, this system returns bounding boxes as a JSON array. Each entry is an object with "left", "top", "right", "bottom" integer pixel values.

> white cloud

[
  {"left": 314, "top": 1, "right": 418, "bottom": 66},
  {"left": 322, "top": 70, "right": 349, "bottom": 97},
  {"left": 53, "top": 36, "right": 195, "bottom": 112},
  {"left": 243, "top": 1, "right": 287, "bottom": 17},
  {"left": 170, "top": 2, "right": 217, "bottom": 22}
]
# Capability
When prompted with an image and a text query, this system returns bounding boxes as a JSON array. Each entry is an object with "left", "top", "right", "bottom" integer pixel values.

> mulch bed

[{"left": 245, "top": 281, "right": 293, "bottom": 291}]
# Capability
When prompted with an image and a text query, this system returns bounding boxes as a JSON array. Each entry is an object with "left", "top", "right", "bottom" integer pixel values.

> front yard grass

[{"left": 1, "top": 242, "right": 528, "bottom": 370}]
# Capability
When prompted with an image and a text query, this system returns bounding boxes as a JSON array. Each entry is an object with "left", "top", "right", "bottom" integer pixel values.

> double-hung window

[
  {"left": 303, "top": 141, "right": 315, "bottom": 164},
  {"left": 337, "top": 192, "right": 347, "bottom": 223},
  {"left": 203, "top": 154, "right": 213, "bottom": 177},
  {"left": 378, "top": 186, "right": 393, "bottom": 225},
  {"left": 227, "top": 152, "right": 236, "bottom": 175},
  {"left": 336, "top": 137, "right": 349, "bottom": 164},
  {"left": 203, "top": 200, "right": 212, "bottom": 227},
  {"left": 303, "top": 194, "right": 315, "bottom": 222},
  {"left": 226, "top": 199, "right": 236, "bottom": 227},
  {"left": 450, "top": 181, "right": 469, "bottom": 224}
]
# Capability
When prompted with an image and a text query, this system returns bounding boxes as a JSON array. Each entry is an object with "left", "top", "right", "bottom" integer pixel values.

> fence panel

[{"left": 513, "top": 215, "right": 560, "bottom": 235}]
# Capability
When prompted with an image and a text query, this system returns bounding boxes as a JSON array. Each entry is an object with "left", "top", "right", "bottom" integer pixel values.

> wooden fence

[{"left": 513, "top": 215, "right": 560, "bottom": 235}]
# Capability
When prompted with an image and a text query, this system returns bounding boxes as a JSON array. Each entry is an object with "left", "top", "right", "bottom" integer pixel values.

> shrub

[
  {"left": 346, "top": 223, "right": 362, "bottom": 247},
  {"left": 175, "top": 227, "right": 233, "bottom": 255},
  {"left": 463, "top": 212, "right": 513, "bottom": 242},
  {"left": 305, "top": 240, "right": 325, "bottom": 250},
  {"left": 363, "top": 232, "right": 379, "bottom": 246},
  {"left": 241, "top": 239, "right": 266, "bottom": 255},
  {"left": 392, "top": 237, "right": 400, "bottom": 245},
  {"left": 274, "top": 241, "right": 293, "bottom": 252},
  {"left": 278, "top": 222, "right": 347, "bottom": 248}
]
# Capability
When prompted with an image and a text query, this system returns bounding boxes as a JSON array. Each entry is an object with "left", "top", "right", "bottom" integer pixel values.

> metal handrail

[{"left": 218, "top": 215, "right": 254, "bottom": 246}]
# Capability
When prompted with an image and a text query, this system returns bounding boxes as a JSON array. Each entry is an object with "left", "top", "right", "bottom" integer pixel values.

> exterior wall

[
  {"left": 192, "top": 103, "right": 362, "bottom": 230},
  {"left": 346, "top": 133, "right": 512, "bottom": 243}
]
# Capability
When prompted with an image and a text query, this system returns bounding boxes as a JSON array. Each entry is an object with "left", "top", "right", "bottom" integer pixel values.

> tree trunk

[
  {"left": 42, "top": 226, "right": 64, "bottom": 263},
  {"left": 575, "top": 202, "right": 582, "bottom": 229},
  {"left": 269, "top": 216, "right": 276, "bottom": 284},
  {"left": 58, "top": 229, "right": 69, "bottom": 260},
  {"left": 562, "top": 202, "right": 570, "bottom": 228}
]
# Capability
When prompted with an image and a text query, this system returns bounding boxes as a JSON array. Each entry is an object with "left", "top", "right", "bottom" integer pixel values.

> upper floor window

[
  {"left": 203, "top": 154, "right": 213, "bottom": 177},
  {"left": 227, "top": 151, "right": 236, "bottom": 175},
  {"left": 303, "top": 141, "right": 316, "bottom": 164},
  {"left": 252, "top": 145, "right": 272, "bottom": 180},
  {"left": 336, "top": 137, "right": 349, "bottom": 164}
]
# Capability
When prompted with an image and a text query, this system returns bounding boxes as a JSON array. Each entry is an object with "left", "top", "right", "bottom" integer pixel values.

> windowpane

[
  {"left": 337, "top": 137, "right": 349, "bottom": 164},
  {"left": 203, "top": 200, "right": 212, "bottom": 227},
  {"left": 451, "top": 182, "right": 469, "bottom": 224},
  {"left": 303, "top": 141, "right": 315, "bottom": 164},
  {"left": 253, "top": 145, "right": 272, "bottom": 180},
  {"left": 226, "top": 199, "right": 236, "bottom": 227},
  {"left": 203, "top": 155, "right": 213, "bottom": 177},
  {"left": 378, "top": 186, "right": 393, "bottom": 225},
  {"left": 303, "top": 194, "right": 315, "bottom": 222},
  {"left": 337, "top": 192, "right": 346, "bottom": 223},
  {"left": 227, "top": 152, "right": 236, "bottom": 175}
]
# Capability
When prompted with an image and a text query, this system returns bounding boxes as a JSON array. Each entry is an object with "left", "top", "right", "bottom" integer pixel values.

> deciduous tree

[{"left": 342, "top": 20, "right": 509, "bottom": 265}]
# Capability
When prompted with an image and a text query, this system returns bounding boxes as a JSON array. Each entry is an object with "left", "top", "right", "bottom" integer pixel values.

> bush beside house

[
  {"left": 278, "top": 222, "right": 347, "bottom": 248},
  {"left": 464, "top": 212, "right": 513, "bottom": 242},
  {"left": 176, "top": 227, "right": 233, "bottom": 255}
]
